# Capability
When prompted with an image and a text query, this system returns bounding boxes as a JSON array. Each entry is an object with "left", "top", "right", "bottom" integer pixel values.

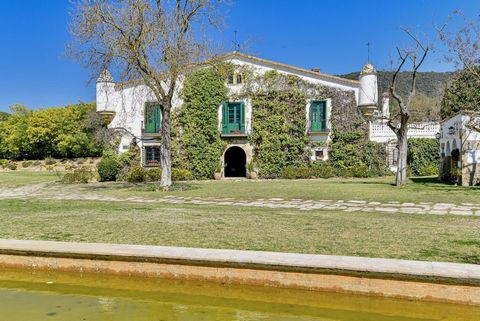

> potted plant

[
  {"left": 247, "top": 161, "right": 258, "bottom": 179},
  {"left": 214, "top": 162, "right": 222, "bottom": 180}
]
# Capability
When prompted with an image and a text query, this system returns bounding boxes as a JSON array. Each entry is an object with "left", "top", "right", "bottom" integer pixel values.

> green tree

[{"left": 441, "top": 68, "right": 480, "bottom": 119}]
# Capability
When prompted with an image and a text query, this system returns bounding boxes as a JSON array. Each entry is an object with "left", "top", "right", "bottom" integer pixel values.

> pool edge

[{"left": 0, "top": 239, "right": 479, "bottom": 306}]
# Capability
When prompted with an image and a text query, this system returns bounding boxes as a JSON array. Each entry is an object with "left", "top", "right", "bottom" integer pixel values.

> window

[
  {"left": 144, "top": 103, "right": 162, "bottom": 134},
  {"left": 144, "top": 146, "right": 161, "bottom": 166},
  {"left": 310, "top": 101, "right": 327, "bottom": 132},
  {"left": 227, "top": 73, "right": 243, "bottom": 85},
  {"left": 222, "top": 102, "right": 245, "bottom": 135},
  {"left": 315, "top": 149, "right": 324, "bottom": 160}
]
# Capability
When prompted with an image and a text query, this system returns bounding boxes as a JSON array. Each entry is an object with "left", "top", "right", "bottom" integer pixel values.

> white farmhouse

[{"left": 96, "top": 51, "right": 439, "bottom": 177}]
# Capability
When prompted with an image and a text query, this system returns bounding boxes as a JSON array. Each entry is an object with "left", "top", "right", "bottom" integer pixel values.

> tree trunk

[
  {"left": 160, "top": 100, "right": 172, "bottom": 188},
  {"left": 395, "top": 122, "right": 408, "bottom": 186}
]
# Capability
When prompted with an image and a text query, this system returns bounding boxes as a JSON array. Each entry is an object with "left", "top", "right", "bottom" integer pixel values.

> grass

[
  {"left": 1, "top": 171, "right": 480, "bottom": 264},
  {"left": 96, "top": 176, "right": 480, "bottom": 205},
  {"left": 2, "top": 171, "right": 480, "bottom": 205},
  {"left": 0, "top": 171, "right": 59, "bottom": 187},
  {"left": 1, "top": 198, "right": 479, "bottom": 264}
]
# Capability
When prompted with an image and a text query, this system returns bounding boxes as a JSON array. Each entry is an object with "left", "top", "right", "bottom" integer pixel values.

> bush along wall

[
  {"left": 172, "top": 67, "right": 228, "bottom": 179},
  {"left": 407, "top": 138, "right": 440, "bottom": 176},
  {"left": 329, "top": 130, "right": 389, "bottom": 177}
]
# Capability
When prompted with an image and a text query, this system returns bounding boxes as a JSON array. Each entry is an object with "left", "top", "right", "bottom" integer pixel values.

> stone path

[{"left": 1, "top": 184, "right": 480, "bottom": 216}]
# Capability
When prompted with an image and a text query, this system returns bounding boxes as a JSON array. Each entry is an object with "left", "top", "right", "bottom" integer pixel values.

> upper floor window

[
  {"left": 144, "top": 103, "right": 162, "bottom": 134},
  {"left": 222, "top": 102, "right": 245, "bottom": 135},
  {"left": 227, "top": 72, "right": 243, "bottom": 85},
  {"left": 310, "top": 101, "right": 327, "bottom": 132}
]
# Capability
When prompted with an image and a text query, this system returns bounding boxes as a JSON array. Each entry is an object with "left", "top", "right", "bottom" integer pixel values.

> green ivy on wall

[
  {"left": 172, "top": 67, "right": 228, "bottom": 179},
  {"left": 249, "top": 89, "right": 309, "bottom": 177},
  {"left": 407, "top": 138, "right": 439, "bottom": 176}
]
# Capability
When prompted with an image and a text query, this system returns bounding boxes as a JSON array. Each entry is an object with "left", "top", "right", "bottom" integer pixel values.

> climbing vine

[
  {"left": 172, "top": 67, "right": 227, "bottom": 179},
  {"left": 249, "top": 89, "right": 309, "bottom": 177}
]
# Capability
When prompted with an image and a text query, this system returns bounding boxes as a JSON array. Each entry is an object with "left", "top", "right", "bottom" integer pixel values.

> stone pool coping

[
  {"left": 0, "top": 239, "right": 479, "bottom": 283},
  {"left": 0, "top": 239, "right": 479, "bottom": 305}
]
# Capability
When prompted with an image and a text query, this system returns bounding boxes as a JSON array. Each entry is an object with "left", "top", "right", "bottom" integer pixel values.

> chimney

[{"left": 311, "top": 68, "right": 321, "bottom": 73}]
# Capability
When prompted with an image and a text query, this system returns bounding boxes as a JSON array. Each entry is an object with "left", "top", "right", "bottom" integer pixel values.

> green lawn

[
  {"left": 2, "top": 171, "right": 480, "bottom": 205},
  {"left": 97, "top": 176, "right": 480, "bottom": 205},
  {"left": 0, "top": 198, "right": 479, "bottom": 264},
  {"left": 1, "top": 171, "right": 480, "bottom": 264},
  {"left": 0, "top": 171, "right": 59, "bottom": 187}
]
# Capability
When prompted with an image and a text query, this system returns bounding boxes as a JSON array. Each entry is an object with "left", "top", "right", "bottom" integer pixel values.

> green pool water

[{"left": 0, "top": 268, "right": 479, "bottom": 321}]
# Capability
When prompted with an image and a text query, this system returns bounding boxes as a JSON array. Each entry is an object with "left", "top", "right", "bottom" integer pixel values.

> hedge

[{"left": 407, "top": 138, "right": 439, "bottom": 176}]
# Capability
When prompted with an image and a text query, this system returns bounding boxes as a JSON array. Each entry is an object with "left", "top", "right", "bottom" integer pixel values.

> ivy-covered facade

[{"left": 96, "top": 52, "right": 393, "bottom": 179}]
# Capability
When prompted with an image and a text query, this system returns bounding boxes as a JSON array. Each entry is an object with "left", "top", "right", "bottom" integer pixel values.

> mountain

[{"left": 340, "top": 71, "right": 454, "bottom": 100}]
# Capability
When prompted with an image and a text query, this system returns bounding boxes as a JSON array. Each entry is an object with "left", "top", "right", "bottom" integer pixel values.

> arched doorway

[{"left": 224, "top": 146, "right": 246, "bottom": 177}]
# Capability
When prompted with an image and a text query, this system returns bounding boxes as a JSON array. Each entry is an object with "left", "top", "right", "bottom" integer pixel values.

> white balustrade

[{"left": 369, "top": 122, "right": 440, "bottom": 143}]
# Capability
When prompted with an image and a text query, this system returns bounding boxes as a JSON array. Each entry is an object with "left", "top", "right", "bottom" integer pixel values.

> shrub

[
  {"left": 97, "top": 153, "right": 120, "bottom": 182},
  {"left": 61, "top": 167, "right": 93, "bottom": 184},
  {"left": 339, "top": 167, "right": 353, "bottom": 177},
  {"left": 125, "top": 166, "right": 147, "bottom": 183},
  {"left": 32, "top": 161, "right": 41, "bottom": 166},
  {"left": 21, "top": 161, "right": 32, "bottom": 168},
  {"left": 64, "top": 163, "right": 75, "bottom": 171},
  {"left": 407, "top": 138, "right": 440, "bottom": 176},
  {"left": 0, "top": 159, "right": 8, "bottom": 168},
  {"left": 118, "top": 147, "right": 140, "bottom": 168},
  {"left": 45, "top": 157, "right": 56, "bottom": 165},
  {"left": 418, "top": 164, "right": 439, "bottom": 176},
  {"left": 350, "top": 164, "right": 370, "bottom": 178},
  {"left": 7, "top": 162, "right": 17, "bottom": 170},
  {"left": 310, "top": 162, "right": 337, "bottom": 178},
  {"left": 172, "top": 168, "right": 193, "bottom": 181},
  {"left": 147, "top": 168, "right": 162, "bottom": 181},
  {"left": 76, "top": 158, "right": 86, "bottom": 165},
  {"left": 280, "top": 166, "right": 312, "bottom": 179}
]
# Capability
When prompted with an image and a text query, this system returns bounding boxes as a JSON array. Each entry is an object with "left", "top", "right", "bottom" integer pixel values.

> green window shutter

[
  {"left": 155, "top": 104, "right": 162, "bottom": 133},
  {"left": 310, "top": 101, "right": 327, "bottom": 132},
  {"left": 145, "top": 104, "right": 155, "bottom": 133},
  {"left": 319, "top": 101, "right": 326, "bottom": 130},
  {"left": 222, "top": 102, "right": 228, "bottom": 134},
  {"left": 240, "top": 102, "right": 245, "bottom": 132},
  {"left": 145, "top": 103, "right": 162, "bottom": 133}
]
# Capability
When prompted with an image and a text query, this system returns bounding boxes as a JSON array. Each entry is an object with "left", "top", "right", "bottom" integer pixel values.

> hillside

[
  {"left": 340, "top": 71, "right": 454, "bottom": 121},
  {"left": 340, "top": 71, "right": 453, "bottom": 98}
]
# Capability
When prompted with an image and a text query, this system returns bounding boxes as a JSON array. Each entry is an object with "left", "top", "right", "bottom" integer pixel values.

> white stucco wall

[{"left": 439, "top": 114, "right": 480, "bottom": 157}]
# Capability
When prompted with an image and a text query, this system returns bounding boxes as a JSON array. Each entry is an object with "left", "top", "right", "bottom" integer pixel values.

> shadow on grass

[{"left": 410, "top": 176, "right": 480, "bottom": 191}]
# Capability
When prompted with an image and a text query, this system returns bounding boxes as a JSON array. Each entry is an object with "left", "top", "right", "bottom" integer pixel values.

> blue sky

[{"left": 0, "top": 0, "right": 479, "bottom": 112}]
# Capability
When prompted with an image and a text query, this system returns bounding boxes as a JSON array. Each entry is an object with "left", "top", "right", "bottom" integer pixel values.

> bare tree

[
  {"left": 68, "top": 0, "right": 225, "bottom": 188},
  {"left": 440, "top": 10, "right": 480, "bottom": 83},
  {"left": 386, "top": 29, "right": 432, "bottom": 186}
]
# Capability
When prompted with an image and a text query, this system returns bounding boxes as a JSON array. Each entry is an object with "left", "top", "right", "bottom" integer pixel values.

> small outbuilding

[{"left": 439, "top": 113, "right": 480, "bottom": 186}]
